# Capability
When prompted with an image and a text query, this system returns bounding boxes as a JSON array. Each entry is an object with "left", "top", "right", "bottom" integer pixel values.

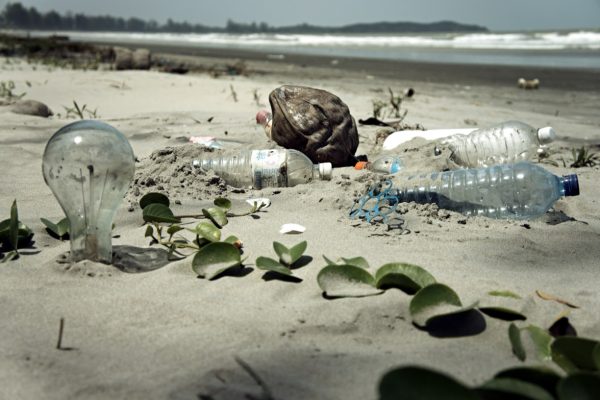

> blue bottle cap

[{"left": 562, "top": 174, "right": 579, "bottom": 197}]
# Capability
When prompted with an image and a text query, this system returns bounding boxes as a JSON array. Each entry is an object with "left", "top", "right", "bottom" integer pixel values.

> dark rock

[{"left": 10, "top": 100, "right": 53, "bottom": 117}]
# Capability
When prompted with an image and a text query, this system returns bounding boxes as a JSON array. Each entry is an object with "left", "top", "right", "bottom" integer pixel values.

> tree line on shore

[{"left": 0, "top": 2, "right": 487, "bottom": 34}]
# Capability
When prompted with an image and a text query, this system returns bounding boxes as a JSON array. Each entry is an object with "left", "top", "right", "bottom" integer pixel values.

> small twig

[
  {"left": 56, "top": 318, "right": 65, "bottom": 350},
  {"left": 230, "top": 84, "right": 238, "bottom": 103},
  {"left": 234, "top": 356, "right": 275, "bottom": 400}
]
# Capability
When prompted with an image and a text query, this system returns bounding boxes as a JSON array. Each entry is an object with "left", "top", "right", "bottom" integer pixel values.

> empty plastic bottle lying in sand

[
  {"left": 383, "top": 161, "right": 578, "bottom": 220},
  {"left": 443, "top": 121, "right": 556, "bottom": 168},
  {"left": 355, "top": 155, "right": 403, "bottom": 174},
  {"left": 192, "top": 149, "right": 332, "bottom": 189}
]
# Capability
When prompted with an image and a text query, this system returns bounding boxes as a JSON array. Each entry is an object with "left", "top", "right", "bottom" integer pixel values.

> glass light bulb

[{"left": 42, "top": 120, "right": 135, "bottom": 264}]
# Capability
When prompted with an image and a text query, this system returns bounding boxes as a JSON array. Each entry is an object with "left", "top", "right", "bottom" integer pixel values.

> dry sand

[{"left": 1, "top": 51, "right": 600, "bottom": 400}]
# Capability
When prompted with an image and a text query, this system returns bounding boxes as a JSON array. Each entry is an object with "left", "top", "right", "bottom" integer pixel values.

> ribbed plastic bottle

[
  {"left": 356, "top": 156, "right": 403, "bottom": 174},
  {"left": 444, "top": 121, "right": 556, "bottom": 168},
  {"left": 387, "top": 162, "right": 579, "bottom": 219},
  {"left": 192, "top": 149, "right": 332, "bottom": 189}
]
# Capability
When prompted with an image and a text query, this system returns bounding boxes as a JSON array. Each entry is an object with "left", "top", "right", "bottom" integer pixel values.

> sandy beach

[{"left": 1, "top": 44, "right": 600, "bottom": 400}]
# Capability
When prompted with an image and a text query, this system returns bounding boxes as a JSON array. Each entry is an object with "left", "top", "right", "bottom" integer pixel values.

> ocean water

[{"left": 30, "top": 30, "right": 600, "bottom": 70}]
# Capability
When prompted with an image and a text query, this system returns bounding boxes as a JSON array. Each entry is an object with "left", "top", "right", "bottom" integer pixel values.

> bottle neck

[
  {"left": 559, "top": 174, "right": 580, "bottom": 197},
  {"left": 314, "top": 162, "right": 332, "bottom": 181}
]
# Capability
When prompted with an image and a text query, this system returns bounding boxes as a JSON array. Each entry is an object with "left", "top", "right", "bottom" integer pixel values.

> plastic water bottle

[
  {"left": 355, "top": 155, "right": 403, "bottom": 174},
  {"left": 192, "top": 149, "right": 332, "bottom": 189},
  {"left": 386, "top": 162, "right": 579, "bottom": 219},
  {"left": 444, "top": 121, "right": 556, "bottom": 168}
]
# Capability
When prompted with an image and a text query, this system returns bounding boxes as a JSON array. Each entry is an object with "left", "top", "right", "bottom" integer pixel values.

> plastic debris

[
  {"left": 246, "top": 197, "right": 271, "bottom": 209},
  {"left": 189, "top": 136, "right": 224, "bottom": 149},
  {"left": 279, "top": 223, "right": 306, "bottom": 234}
]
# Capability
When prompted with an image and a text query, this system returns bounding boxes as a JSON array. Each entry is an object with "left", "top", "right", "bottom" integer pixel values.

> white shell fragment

[
  {"left": 246, "top": 197, "right": 271, "bottom": 209},
  {"left": 280, "top": 223, "right": 306, "bottom": 234}
]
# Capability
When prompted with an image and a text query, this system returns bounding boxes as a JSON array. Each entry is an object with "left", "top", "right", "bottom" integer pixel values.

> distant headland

[{"left": 0, "top": 2, "right": 488, "bottom": 34}]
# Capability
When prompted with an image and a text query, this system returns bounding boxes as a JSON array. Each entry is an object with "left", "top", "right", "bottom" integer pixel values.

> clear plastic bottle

[
  {"left": 192, "top": 149, "right": 332, "bottom": 189},
  {"left": 444, "top": 121, "right": 556, "bottom": 168},
  {"left": 355, "top": 155, "right": 403, "bottom": 174},
  {"left": 387, "top": 162, "right": 579, "bottom": 219}
]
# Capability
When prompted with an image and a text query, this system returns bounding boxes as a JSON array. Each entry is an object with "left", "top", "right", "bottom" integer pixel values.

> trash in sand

[
  {"left": 350, "top": 180, "right": 402, "bottom": 224},
  {"left": 189, "top": 136, "right": 224, "bottom": 149},
  {"left": 42, "top": 120, "right": 135, "bottom": 264},
  {"left": 192, "top": 149, "right": 332, "bottom": 189},
  {"left": 256, "top": 109, "right": 273, "bottom": 139},
  {"left": 355, "top": 155, "right": 403, "bottom": 174},
  {"left": 442, "top": 121, "right": 556, "bottom": 168},
  {"left": 265, "top": 85, "right": 359, "bottom": 167},
  {"left": 518, "top": 78, "right": 540, "bottom": 89},
  {"left": 382, "top": 128, "right": 476, "bottom": 150},
  {"left": 280, "top": 223, "right": 306, "bottom": 234},
  {"left": 246, "top": 198, "right": 271, "bottom": 209},
  {"left": 354, "top": 162, "right": 579, "bottom": 220}
]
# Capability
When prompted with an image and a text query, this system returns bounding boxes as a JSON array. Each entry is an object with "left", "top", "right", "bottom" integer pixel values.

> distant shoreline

[{"left": 100, "top": 38, "right": 600, "bottom": 92}]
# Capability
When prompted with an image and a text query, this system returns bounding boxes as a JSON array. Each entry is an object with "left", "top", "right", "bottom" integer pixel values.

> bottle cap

[
  {"left": 354, "top": 161, "right": 368, "bottom": 170},
  {"left": 319, "top": 163, "right": 333, "bottom": 180},
  {"left": 537, "top": 127, "right": 556, "bottom": 144},
  {"left": 562, "top": 174, "right": 579, "bottom": 197}
]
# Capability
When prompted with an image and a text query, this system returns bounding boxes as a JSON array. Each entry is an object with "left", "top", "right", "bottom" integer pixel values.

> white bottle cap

[
  {"left": 318, "top": 163, "right": 333, "bottom": 180},
  {"left": 537, "top": 127, "right": 556, "bottom": 144}
]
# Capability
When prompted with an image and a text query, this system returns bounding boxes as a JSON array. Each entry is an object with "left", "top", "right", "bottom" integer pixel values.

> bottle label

[{"left": 251, "top": 150, "right": 287, "bottom": 189}]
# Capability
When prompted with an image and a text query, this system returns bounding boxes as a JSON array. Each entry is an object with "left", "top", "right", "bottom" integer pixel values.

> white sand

[{"left": 1, "top": 57, "right": 600, "bottom": 399}]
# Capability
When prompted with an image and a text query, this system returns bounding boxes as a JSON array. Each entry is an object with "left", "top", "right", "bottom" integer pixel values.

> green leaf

[
  {"left": 477, "top": 378, "right": 554, "bottom": 400},
  {"left": 167, "top": 225, "right": 184, "bottom": 236},
  {"left": 288, "top": 241, "right": 307, "bottom": 265},
  {"left": 0, "top": 219, "right": 33, "bottom": 248},
  {"left": 1, "top": 250, "right": 19, "bottom": 263},
  {"left": 479, "top": 292, "right": 527, "bottom": 321},
  {"left": 56, "top": 218, "right": 69, "bottom": 237},
  {"left": 255, "top": 256, "right": 295, "bottom": 277},
  {"left": 409, "top": 284, "right": 474, "bottom": 328},
  {"left": 41, "top": 217, "right": 69, "bottom": 238},
  {"left": 488, "top": 290, "right": 522, "bottom": 299},
  {"left": 557, "top": 373, "right": 600, "bottom": 400},
  {"left": 509, "top": 323, "right": 527, "bottom": 362},
  {"left": 551, "top": 337, "right": 600, "bottom": 373},
  {"left": 273, "top": 241, "right": 290, "bottom": 265},
  {"left": 323, "top": 255, "right": 337, "bottom": 265},
  {"left": 9, "top": 200, "right": 18, "bottom": 252},
  {"left": 524, "top": 325, "right": 553, "bottom": 362},
  {"left": 202, "top": 207, "right": 228, "bottom": 228},
  {"left": 40, "top": 217, "right": 58, "bottom": 234},
  {"left": 213, "top": 197, "right": 232, "bottom": 210},
  {"left": 194, "top": 222, "right": 221, "bottom": 242},
  {"left": 322, "top": 256, "right": 369, "bottom": 269},
  {"left": 144, "top": 225, "right": 154, "bottom": 238},
  {"left": 495, "top": 367, "right": 561, "bottom": 398},
  {"left": 192, "top": 242, "right": 242, "bottom": 279},
  {"left": 379, "top": 366, "right": 479, "bottom": 400},
  {"left": 340, "top": 256, "right": 369, "bottom": 269},
  {"left": 139, "top": 192, "right": 170, "bottom": 209},
  {"left": 375, "top": 263, "right": 436, "bottom": 294},
  {"left": 317, "top": 264, "right": 382, "bottom": 298},
  {"left": 142, "top": 203, "right": 181, "bottom": 224}
]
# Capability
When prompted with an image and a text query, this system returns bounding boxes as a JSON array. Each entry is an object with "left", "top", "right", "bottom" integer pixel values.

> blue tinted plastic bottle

[{"left": 389, "top": 162, "right": 579, "bottom": 219}]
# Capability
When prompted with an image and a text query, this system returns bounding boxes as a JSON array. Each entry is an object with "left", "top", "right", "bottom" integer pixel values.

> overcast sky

[{"left": 4, "top": 0, "right": 600, "bottom": 31}]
